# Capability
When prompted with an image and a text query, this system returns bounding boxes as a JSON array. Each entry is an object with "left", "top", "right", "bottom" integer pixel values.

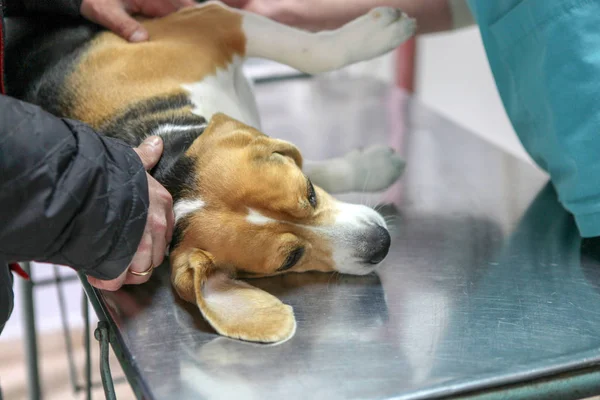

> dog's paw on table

[{"left": 343, "top": 145, "right": 406, "bottom": 192}]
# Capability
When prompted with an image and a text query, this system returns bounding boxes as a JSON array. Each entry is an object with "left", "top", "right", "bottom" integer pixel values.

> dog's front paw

[
  {"left": 343, "top": 145, "right": 406, "bottom": 192},
  {"left": 342, "top": 8, "right": 416, "bottom": 65},
  {"left": 366, "top": 7, "right": 415, "bottom": 34}
]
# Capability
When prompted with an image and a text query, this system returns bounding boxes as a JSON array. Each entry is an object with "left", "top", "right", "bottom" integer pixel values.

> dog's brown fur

[{"left": 67, "top": 5, "right": 245, "bottom": 127}]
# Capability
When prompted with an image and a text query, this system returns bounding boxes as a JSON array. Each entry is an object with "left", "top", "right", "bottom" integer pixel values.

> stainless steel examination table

[{"left": 81, "top": 74, "right": 600, "bottom": 400}]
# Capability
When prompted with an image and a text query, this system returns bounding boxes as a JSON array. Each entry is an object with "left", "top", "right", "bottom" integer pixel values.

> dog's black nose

[{"left": 366, "top": 225, "right": 391, "bottom": 264}]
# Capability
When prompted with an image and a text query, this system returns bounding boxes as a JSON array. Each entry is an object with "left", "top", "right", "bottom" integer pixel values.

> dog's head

[{"left": 169, "top": 113, "right": 392, "bottom": 343}]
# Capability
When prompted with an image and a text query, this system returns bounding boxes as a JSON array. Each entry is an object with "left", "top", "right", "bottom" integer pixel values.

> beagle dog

[{"left": 8, "top": 2, "right": 415, "bottom": 343}]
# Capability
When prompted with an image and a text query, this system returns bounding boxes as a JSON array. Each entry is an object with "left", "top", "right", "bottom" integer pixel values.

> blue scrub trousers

[{"left": 468, "top": 0, "right": 600, "bottom": 237}]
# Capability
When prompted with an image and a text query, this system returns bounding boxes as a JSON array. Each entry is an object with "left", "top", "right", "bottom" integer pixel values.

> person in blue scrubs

[
  {"left": 223, "top": 0, "right": 600, "bottom": 238},
  {"left": 467, "top": 0, "right": 600, "bottom": 238}
]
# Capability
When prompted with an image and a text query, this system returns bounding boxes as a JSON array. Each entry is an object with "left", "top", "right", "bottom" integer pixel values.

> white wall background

[
  {"left": 1, "top": 25, "right": 538, "bottom": 342},
  {"left": 416, "top": 26, "right": 532, "bottom": 164}
]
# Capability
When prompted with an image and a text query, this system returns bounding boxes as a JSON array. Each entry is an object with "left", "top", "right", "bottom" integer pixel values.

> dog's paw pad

[{"left": 368, "top": 7, "right": 401, "bottom": 24}]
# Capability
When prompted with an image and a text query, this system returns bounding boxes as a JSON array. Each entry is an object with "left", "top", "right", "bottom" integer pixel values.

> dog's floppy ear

[{"left": 171, "top": 248, "right": 296, "bottom": 343}]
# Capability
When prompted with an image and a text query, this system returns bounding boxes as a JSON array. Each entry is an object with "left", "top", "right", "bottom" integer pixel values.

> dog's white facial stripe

[
  {"left": 306, "top": 201, "right": 387, "bottom": 275},
  {"left": 152, "top": 124, "right": 207, "bottom": 136},
  {"left": 246, "top": 208, "right": 277, "bottom": 225},
  {"left": 334, "top": 202, "right": 387, "bottom": 228},
  {"left": 174, "top": 199, "right": 205, "bottom": 223}
]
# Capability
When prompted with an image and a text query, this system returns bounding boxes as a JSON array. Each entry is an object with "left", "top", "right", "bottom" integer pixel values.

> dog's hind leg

[{"left": 240, "top": 5, "right": 416, "bottom": 74}]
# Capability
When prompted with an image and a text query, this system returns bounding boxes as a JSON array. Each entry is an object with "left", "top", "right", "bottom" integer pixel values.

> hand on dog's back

[{"left": 80, "top": 0, "right": 196, "bottom": 43}]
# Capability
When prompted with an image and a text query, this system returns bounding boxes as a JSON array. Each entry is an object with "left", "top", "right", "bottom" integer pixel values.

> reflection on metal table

[{"left": 82, "top": 75, "right": 600, "bottom": 400}]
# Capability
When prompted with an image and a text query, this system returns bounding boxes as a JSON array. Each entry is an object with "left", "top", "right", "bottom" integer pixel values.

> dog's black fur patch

[
  {"left": 96, "top": 94, "right": 208, "bottom": 201},
  {"left": 170, "top": 215, "right": 191, "bottom": 251},
  {"left": 5, "top": 16, "right": 100, "bottom": 116},
  {"left": 99, "top": 93, "right": 200, "bottom": 144},
  {"left": 155, "top": 151, "right": 201, "bottom": 203},
  {"left": 5, "top": 16, "right": 207, "bottom": 205}
]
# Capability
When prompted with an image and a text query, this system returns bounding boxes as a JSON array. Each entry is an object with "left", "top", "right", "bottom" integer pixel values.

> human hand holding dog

[
  {"left": 88, "top": 136, "right": 174, "bottom": 291},
  {"left": 80, "top": 0, "right": 196, "bottom": 42}
]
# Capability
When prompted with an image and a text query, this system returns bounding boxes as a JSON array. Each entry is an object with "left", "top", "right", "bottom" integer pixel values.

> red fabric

[
  {"left": 395, "top": 38, "right": 416, "bottom": 93},
  {"left": 9, "top": 263, "right": 30, "bottom": 280}
]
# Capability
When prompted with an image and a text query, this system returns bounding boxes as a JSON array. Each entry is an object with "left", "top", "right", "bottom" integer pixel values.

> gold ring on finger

[{"left": 128, "top": 264, "right": 154, "bottom": 277}]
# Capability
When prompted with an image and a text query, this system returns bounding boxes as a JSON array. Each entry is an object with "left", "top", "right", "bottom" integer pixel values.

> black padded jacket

[{"left": 0, "top": 0, "right": 149, "bottom": 334}]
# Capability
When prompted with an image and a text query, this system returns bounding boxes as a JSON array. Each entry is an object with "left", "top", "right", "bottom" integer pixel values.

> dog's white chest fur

[{"left": 181, "top": 56, "right": 262, "bottom": 130}]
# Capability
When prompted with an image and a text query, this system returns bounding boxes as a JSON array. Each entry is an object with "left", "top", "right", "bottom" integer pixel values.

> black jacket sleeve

[
  {"left": 0, "top": 94, "right": 148, "bottom": 280},
  {"left": 2, "top": 0, "right": 82, "bottom": 17}
]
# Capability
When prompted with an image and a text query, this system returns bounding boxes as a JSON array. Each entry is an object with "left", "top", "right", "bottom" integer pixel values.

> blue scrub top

[{"left": 467, "top": 0, "right": 600, "bottom": 237}]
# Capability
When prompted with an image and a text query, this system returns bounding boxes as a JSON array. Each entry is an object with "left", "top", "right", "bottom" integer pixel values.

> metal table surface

[{"left": 84, "top": 75, "right": 600, "bottom": 400}]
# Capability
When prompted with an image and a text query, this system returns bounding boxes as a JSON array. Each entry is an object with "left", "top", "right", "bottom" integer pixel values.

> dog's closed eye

[{"left": 278, "top": 247, "right": 305, "bottom": 271}]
